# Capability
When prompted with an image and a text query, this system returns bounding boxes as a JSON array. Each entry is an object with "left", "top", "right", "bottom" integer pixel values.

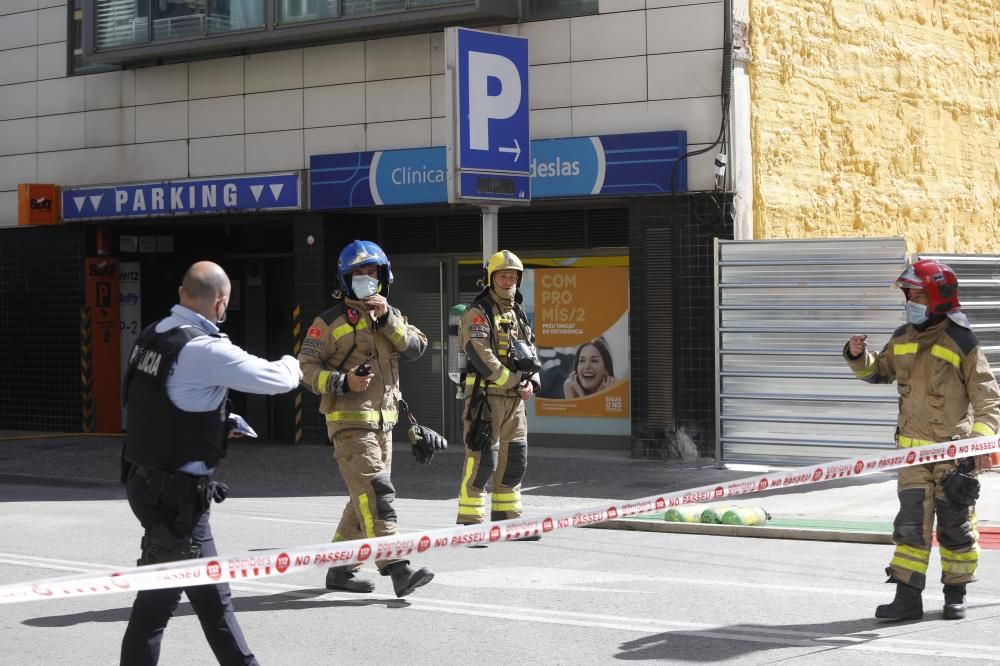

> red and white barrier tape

[{"left": 1, "top": 434, "right": 997, "bottom": 605}]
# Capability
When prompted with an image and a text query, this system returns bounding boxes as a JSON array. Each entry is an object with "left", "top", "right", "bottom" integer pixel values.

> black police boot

[
  {"left": 875, "top": 582, "right": 923, "bottom": 621},
  {"left": 943, "top": 584, "right": 967, "bottom": 620},
  {"left": 325, "top": 568, "right": 375, "bottom": 593},
  {"left": 385, "top": 561, "right": 434, "bottom": 598}
]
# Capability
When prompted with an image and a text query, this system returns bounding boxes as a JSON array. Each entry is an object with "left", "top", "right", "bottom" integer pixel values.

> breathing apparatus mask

[{"left": 508, "top": 339, "right": 541, "bottom": 375}]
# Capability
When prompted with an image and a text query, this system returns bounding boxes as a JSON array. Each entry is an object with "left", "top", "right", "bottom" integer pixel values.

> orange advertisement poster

[{"left": 526, "top": 266, "right": 630, "bottom": 421}]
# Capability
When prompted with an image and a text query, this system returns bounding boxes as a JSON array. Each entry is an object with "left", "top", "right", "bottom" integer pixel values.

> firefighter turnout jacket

[
  {"left": 462, "top": 290, "right": 540, "bottom": 396},
  {"left": 299, "top": 298, "right": 427, "bottom": 434},
  {"left": 844, "top": 318, "right": 1000, "bottom": 446}
]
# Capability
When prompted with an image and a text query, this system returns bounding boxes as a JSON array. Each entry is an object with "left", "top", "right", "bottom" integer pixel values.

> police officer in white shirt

[{"left": 120, "top": 261, "right": 301, "bottom": 666}]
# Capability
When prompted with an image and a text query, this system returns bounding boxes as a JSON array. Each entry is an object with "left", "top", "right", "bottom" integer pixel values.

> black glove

[
  {"left": 210, "top": 481, "right": 229, "bottom": 504},
  {"left": 943, "top": 461, "right": 979, "bottom": 506},
  {"left": 409, "top": 425, "right": 447, "bottom": 465}
]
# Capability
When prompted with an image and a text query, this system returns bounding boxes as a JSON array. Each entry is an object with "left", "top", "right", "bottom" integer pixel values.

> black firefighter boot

[
  {"left": 943, "top": 584, "right": 967, "bottom": 620},
  {"left": 325, "top": 567, "right": 375, "bottom": 593},
  {"left": 875, "top": 582, "right": 923, "bottom": 621},
  {"left": 385, "top": 561, "right": 434, "bottom": 598}
]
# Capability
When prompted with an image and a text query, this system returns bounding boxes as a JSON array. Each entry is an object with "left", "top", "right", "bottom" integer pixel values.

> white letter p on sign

[{"left": 468, "top": 51, "right": 521, "bottom": 152}]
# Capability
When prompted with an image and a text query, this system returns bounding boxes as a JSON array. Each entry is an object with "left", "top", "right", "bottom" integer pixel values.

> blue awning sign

[
  {"left": 61, "top": 173, "right": 301, "bottom": 221},
  {"left": 310, "top": 131, "right": 686, "bottom": 211}
]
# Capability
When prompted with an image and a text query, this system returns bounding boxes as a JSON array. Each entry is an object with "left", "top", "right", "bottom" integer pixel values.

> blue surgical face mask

[
  {"left": 905, "top": 300, "right": 928, "bottom": 325},
  {"left": 352, "top": 274, "right": 379, "bottom": 299}
]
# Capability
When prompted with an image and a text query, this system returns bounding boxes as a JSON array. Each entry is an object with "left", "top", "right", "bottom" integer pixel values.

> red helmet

[{"left": 894, "top": 259, "right": 960, "bottom": 314}]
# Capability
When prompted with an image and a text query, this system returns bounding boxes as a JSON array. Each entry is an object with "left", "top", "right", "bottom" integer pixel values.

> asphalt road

[{"left": 3, "top": 468, "right": 1000, "bottom": 664}]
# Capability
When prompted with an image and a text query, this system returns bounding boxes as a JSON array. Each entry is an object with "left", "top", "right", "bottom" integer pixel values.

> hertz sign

[{"left": 18, "top": 184, "right": 60, "bottom": 226}]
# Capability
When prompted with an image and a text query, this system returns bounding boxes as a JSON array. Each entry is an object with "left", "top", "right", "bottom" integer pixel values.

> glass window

[
  {"left": 278, "top": 0, "right": 337, "bottom": 24},
  {"left": 522, "top": 0, "right": 597, "bottom": 21},
  {"left": 342, "top": 0, "right": 405, "bottom": 16},
  {"left": 153, "top": 0, "right": 264, "bottom": 39},
  {"left": 212, "top": 0, "right": 265, "bottom": 33},
  {"left": 71, "top": 0, "right": 121, "bottom": 73},
  {"left": 279, "top": 0, "right": 461, "bottom": 24},
  {"left": 95, "top": 0, "right": 149, "bottom": 49},
  {"left": 95, "top": 0, "right": 264, "bottom": 48}
]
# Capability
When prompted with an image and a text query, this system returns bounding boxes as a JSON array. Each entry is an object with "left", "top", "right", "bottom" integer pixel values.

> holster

[
  {"left": 138, "top": 523, "right": 201, "bottom": 566},
  {"left": 130, "top": 466, "right": 222, "bottom": 556},
  {"left": 465, "top": 387, "right": 492, "bottom": 452},
  {"left": 466, "top": 415, "right": 492, "bottom": 452}
]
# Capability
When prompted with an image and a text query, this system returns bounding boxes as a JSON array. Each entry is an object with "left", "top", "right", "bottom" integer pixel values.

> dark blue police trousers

[{"left": 120, "top": 472, "right": 257, "bottom": 665}]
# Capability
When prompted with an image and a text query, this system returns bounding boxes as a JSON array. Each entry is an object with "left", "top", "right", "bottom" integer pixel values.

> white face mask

[
  {"left": 905, "top": 301, "right": 928, "bottom": 325},
  {"left": 352, "top": 274, "right": 379, "bottom": 299}
]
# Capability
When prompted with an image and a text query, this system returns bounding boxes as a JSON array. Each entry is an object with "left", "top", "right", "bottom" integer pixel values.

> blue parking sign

[
  {"left": 456, "top": 28, "right": 529, "bottom": 175},
  {"left": 446, "top": 27, "right": 531, "bottom": 204}
]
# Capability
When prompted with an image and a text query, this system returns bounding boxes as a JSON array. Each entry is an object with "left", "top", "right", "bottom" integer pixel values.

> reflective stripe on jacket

[
  {"left": 461, "top": 291, "right": 540, "bottom": 396},
  {"left": 298, "top": 298, "right": 427, "bottom": 433},
  {"left": 844, "top": 318, "right": 1000, "bottom": 446}
]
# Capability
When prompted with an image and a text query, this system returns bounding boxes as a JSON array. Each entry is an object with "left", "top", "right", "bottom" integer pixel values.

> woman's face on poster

[{"left": 576, "top": 343, "right": 608, "bottom": 392}]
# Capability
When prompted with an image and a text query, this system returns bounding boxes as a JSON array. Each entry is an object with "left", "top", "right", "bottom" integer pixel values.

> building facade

[
  {"left": 0, "top": 0, "right": 737, "bottom": 457},
  {"left": 747, "top": 0, "right": 999, "bottom": 251}
]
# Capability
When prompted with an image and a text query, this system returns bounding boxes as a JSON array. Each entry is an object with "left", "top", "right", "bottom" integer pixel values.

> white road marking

[
  {"left": 5, "top": 554, "right": 999, "bottom": 661},
  {"left": 223, "top": 579, "right": 1000, "bottom": 661}
]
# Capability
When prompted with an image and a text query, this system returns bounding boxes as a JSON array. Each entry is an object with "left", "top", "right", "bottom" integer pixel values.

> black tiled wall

[
  {"left": 629, "top": 194, "right": 734, "bottom": 459},
  {"left": 0, "top": 225, "right": 88, "bottom": 431},
  {"left": 292, "top": 214, "right": 331, "bottom": 445}
]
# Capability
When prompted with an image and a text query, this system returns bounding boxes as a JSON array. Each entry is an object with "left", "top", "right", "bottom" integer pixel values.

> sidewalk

[{"left": 1, "top": 431, "right": 997, "bottom": 546}]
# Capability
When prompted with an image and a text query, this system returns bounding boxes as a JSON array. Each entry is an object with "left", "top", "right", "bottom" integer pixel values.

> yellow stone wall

[{"left": 749, "top": 0, "right": 999, "bottom": 253}]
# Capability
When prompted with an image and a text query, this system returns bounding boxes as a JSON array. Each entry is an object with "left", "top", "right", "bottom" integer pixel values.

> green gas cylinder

[
  {"left": 721, "top": 507, "right": 771, "bottom": 526},
  {"left": 448, "top": 304, "right": 468, "bottom": 398},
  {"left": 664, "top": 506, "right": 704, "bottom": 523},
  {"left": 700, "top": 505, "right": 738, "bottom": 524}
]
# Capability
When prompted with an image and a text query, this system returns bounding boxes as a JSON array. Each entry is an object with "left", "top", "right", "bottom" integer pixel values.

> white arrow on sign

[
  {"left": 498, "top": 138, "right": 521, "bottom": 162},
  {"left": 250, "top": 185, "right": 264, "bottom": 202}
]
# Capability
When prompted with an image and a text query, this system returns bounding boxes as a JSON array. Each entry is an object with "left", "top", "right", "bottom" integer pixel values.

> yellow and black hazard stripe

[
  {"left": 292, "top": 304, "right": 303, "bottom": 445},
  {"left": 80, "top": 307, "right": 95, "bottom": 433}
]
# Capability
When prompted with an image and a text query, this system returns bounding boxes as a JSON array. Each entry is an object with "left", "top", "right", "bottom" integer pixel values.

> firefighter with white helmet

[
  {"left": 844, "top": 258, "right": 999, "bottom": 621},
  {"left": 456, "top": 250, "right": 542, "bottom": 539}
]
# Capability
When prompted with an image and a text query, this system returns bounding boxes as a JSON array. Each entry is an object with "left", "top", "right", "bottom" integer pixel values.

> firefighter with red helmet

[
  {"left": 456, "top": 250, "right": 541, "bottom": 537},
  {"left": 298, "top": 240, "right": 442, "bottom": 597},
  {"left": 844, "top": 258, "right": 1000, "bottom": 621}
]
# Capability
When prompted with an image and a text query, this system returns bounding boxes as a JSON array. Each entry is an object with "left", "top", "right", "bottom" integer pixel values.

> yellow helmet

[{"left": 485, "top": 250, "right": 524, "bottom": 287}]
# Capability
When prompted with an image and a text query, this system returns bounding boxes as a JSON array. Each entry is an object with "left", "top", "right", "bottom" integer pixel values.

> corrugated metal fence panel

[
  {"left": 716, "top": 237, "right": 908, "bottom": 465},
  {"left": 918, "top": 254, "right": 1000, "bottom": 376}
]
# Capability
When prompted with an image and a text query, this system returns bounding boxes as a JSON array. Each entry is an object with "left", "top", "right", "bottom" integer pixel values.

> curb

[{"left": 587, "top": 518, "right": 894, "bottom": 545}]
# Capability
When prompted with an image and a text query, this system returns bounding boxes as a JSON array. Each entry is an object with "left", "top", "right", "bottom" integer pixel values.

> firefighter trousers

[
  {"left": 887, "top": 461, "right": 978, "bottom": 589},
  {"left": 457, "top": 394, "right": 528, "bottom": 524},
  {"left": 329, "top": 428, "right": 401, "bottom": 572}
]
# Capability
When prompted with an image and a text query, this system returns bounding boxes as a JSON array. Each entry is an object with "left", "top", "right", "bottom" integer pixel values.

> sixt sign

[
  {"left": 62, "top": 173, "right": 300, "bottom": 221},
  {"left": 310, "top": 131, "right": 686, "bottom": 210}
]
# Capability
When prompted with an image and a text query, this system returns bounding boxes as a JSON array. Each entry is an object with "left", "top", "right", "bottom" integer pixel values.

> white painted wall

[{"left": 0, "top": 1, "right": 726, "bottom": 226}]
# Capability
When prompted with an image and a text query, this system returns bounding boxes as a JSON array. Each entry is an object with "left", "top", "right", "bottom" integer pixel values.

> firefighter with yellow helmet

[{"left": 456, "top": 250, "right": 542, "bottom": 538}]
